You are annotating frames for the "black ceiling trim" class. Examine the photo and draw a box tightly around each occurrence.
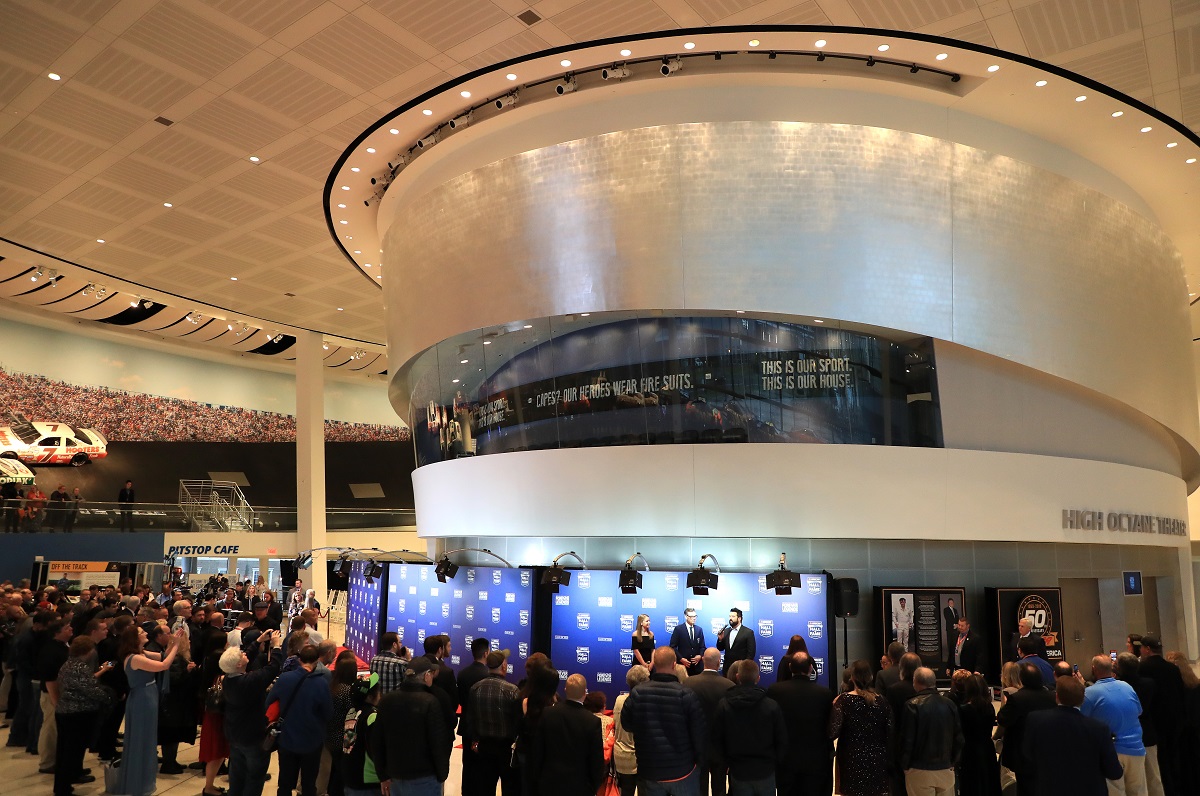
[179,317,217,337]
[249,335,296,355]
[0,266,37,285]
[13,280,59,297]
[349,353,383,371]
[99,302,167,326]
[43,286,88,305]
[66,292,117,313]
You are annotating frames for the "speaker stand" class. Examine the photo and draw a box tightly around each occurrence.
[841,615,849,668]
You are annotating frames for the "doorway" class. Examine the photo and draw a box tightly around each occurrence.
[1059,578,1103,663]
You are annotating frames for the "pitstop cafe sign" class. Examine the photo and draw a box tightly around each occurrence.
[167,544,241,556]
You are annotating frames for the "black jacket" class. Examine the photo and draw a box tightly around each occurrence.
[621,672,706,781]
[765,677,834,778]
[456,661,489,737]
[716,625,756,677]
[995,686,1056,773]
[682,670,734,760]
[529,700,605,796]
[899,689,963,771]
[222,648,283,747]
[1021,706,1122,795]
[372,681,451,783]
[712,684,788,780]
[1139,654,1185,739]
[948,630,983,673]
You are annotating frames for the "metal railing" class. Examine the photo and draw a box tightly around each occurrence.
[179,480,255,532]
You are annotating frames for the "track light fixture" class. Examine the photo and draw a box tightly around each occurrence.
[661,57,682,76]
[602,64,630,80]
[94,286,107,299]
[866,55,876,67]
[910,63,919,73]
[448,111,472,130]
[555,75,577,95]
[417,131,439,149]
[365,559,384,582]
[494,91,518,109]
[816,52,826,62]
[619,552,650,594]
[82,283,94,296]
[687,553,721,594]
[434,555,460,583]
[765,553,799,595]
[31,268,43,282]
[334,556,353,577]
[322,341,330,350]
[542,551,587,592]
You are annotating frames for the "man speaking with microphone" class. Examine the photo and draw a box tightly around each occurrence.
[716,607,756,679]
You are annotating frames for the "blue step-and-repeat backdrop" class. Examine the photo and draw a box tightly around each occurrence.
[344,561,385,665]
[549,570,833,702]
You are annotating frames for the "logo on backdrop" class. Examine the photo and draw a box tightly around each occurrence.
[807,577,823,595]
[758,655,774,674]
[813,657,824,676]
[757,575,769,592]
[576,647,590,664]
[555,595,570,606]
[519,610,529,626]
[808,620,823,639]
[598,597,612,607]
[493,570,502,585]
[466,570,476,583]
[491,607,501,623]
[577,573,591,589]
[665,616,679,633]
[596,672,612,683]
[441,603,450,618]
[417,629,426,644]
[465,605,475,620]
[418,601,427,615]
[619,649,634,667]
[758,619,774,638]
[577,613,590,630]
[782,602,799,613]
[1016,595,1057,646]
[397,599,406,613]
[664,575,679,591]
[519,642,529,658]
[620,615,635,633]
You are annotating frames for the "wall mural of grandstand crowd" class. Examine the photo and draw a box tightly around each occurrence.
[408,314,942,466]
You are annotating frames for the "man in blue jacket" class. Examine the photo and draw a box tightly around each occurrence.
[621,646,707,796]
[266,644,333,796]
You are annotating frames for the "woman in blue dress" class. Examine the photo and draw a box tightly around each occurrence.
[115,624,186,796]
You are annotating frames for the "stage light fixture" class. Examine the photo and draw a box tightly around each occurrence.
[602,65,630,80]
[687,553,721,594]
[816,52,825,62]
[660,57,682,76]
[494,92,519,109]
[619,552,650,594]
[95,286,107,298]
[448,112,472,130]
[31,268,42,282]
[555,76,577,95]
[417,131,439,149]
[295,552,313,570]
[542,551,586,592]
[366,560,384,581]
[764,553,799,595]
[334,556,353,577]
[82,284,94,296]
[866,56,876,67]
[322,341,330,350]
[434,555,460,583]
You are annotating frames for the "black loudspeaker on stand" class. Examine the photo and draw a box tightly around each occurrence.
[832,577,859,669]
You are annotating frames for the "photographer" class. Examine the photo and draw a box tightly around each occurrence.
[222,628,284,796]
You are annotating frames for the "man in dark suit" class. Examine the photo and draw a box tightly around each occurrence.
[669,607,706,675]
[942,598,960,661]
[886,653,922,796]
[766,652,834,796]
[683,647,735,796]
[996,662,1056,794]
[422,634,459,744]
[875,642,905,692]
[529,672,604,796]
[1005,617,1048,663]
[716,607,755,678]
[945,616,982,676]
[1022,676,1122,795]
[1138,633,1184,796]
[456,637,492,795]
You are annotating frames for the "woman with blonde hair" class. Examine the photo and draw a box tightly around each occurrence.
[631,614,655,667]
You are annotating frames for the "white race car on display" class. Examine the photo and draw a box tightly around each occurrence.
[0,415,108,466]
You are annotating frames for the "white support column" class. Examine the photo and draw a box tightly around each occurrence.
[296,331,328,602]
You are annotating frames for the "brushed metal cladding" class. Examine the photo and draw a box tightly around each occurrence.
[384,121,1195,447]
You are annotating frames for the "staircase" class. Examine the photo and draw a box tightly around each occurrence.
[179,480,255,532]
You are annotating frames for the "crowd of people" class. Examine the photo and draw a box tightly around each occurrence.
[3,581,1200,796]
[0,367,409,443]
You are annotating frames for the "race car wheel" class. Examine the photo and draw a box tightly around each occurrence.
[71,452,89,466]
[0,451,17,459]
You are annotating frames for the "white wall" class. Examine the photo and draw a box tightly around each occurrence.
[0,314,398,425]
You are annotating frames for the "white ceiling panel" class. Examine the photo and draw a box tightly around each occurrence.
[553,0,677,40]
[1014,0,1141,60]
[72,46,200,111]
[369,0,510,51]
[122,1,256,80]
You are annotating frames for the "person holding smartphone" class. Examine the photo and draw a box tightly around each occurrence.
[222,628,285,796]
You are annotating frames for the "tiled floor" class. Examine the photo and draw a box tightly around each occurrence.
[0,720,470,795]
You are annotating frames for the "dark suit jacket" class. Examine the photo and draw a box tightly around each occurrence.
[995,686,1056,773]
[683,669,735,756]
[456,661,489,737]
[1005,633,1048,663]
[529,699,605,796]
[669,622,706,675]
[1022,706,1122,795]
[765,678,834,778]
[717,625,756,677]
[948,630,983,673]
[1139,653,1185,737]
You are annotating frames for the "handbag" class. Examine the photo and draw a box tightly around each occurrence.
[205,675,225,714]
[262,671,316,753]
[103,758,121,794]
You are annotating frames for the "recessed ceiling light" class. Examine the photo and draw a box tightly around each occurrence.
[876,44,888,52]
[452,379,460,383]
[163,202,172,207]
[375,275,381,279]
[684,42,695,50]
[345,235,352,239]
[337,307,343,311]
[749,39,761,47]
[339,219,348,224]
[1141,126,1152,132]
[814,319,824,323]
[421,109,432,116]
[506,73,517,80]
[620,49,631,57]
[96,239,105,243]
[580,312,590,316]
[230,276,238,281]
[366,147,375,153]
[248,155,260,162]
[47,72,60,80]
[337,203,346,208]
[353,249,361,254]
[341,185,350,190]
[460,90,471,98]
[814,39,826,48]
[350,167,360,172]
[364,263,371,267]
[560,59,572,67]
[1035,80,1047,87]
[1188,158,1197,164]
[460,359,469,364]
[389,128,400,134]
[987,64,1000,72]
[935,53,948,61]
[523,324,533,329]
[1075,95,1086,102]
[735,310,744,314]
[1111,111,1123,117]
[1167,142,1178,148]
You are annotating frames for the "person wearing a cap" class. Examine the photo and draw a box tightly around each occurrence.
[343,673,384,796]
[371,655,452,793]
[465,650,522,796]
[1139,633,1185,796]
[221,627,283,796]
[251,601,276,633]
